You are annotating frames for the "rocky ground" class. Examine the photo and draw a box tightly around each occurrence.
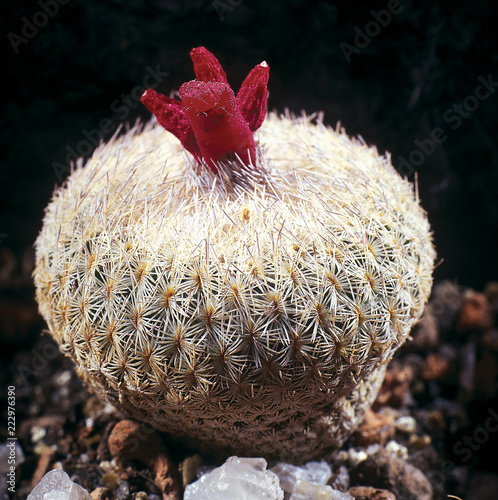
[1,244,498,499]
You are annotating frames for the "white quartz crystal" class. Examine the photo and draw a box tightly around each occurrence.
[271,461,333,492]
[385,440,409,460]
[328,465,350,492]
[183,456,284,500]
[271,461,353,500]
[289,479,354,500]
[27,469,92,500]
[394,415,417,433]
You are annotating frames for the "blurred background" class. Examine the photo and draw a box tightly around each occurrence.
[1,0,497,497]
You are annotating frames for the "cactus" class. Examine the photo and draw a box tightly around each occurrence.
[34,47,435,463]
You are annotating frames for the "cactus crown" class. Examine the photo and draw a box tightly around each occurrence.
[34,48,435,463]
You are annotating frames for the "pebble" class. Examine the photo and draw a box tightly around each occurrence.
[421,352,451,380]
[350,448,433,500]
[409,434,432,450]
[108,420,181,500]
[102,471,119,491]
[27,469,92,500]
[347,486,396,499]
[373,363,414,410]
[394,416,417,434]
[426,408,447,431]
[352,410,395,447]
[384,441,408,461]
[328,465,350,492]
[31,426,47,444]
[270,461,333,491]
[365,444,381,456]
[90,487,113,500]
[113,481,130,500]
[289,480,353,499]
[133,493,149,500]
[457,290,493,332]
[344,449,368,468]
[53,369,73,386]
[184,456,355,500]
[183,456,283,500]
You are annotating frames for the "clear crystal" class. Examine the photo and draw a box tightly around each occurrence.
[289,479,354,500]
[270,461,332,492]
[271,461,354,500]
[27,469,92,500]
[184,456,284,500]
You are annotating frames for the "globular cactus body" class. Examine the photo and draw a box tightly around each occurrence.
[34,49,435,463]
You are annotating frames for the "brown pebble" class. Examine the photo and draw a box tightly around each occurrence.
[102,471,119,491]
[347,485,396,499]
[90,486,114,500]
[421,352,451,381]
[457,290,493,332]
[108,420,181,500]
[350,449,433,500]
[108,420,162,464]
[409,434,432,450]
[373,364,414,410]
[353,410,395,447]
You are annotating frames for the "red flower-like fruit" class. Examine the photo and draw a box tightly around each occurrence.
[141,46,269,172]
